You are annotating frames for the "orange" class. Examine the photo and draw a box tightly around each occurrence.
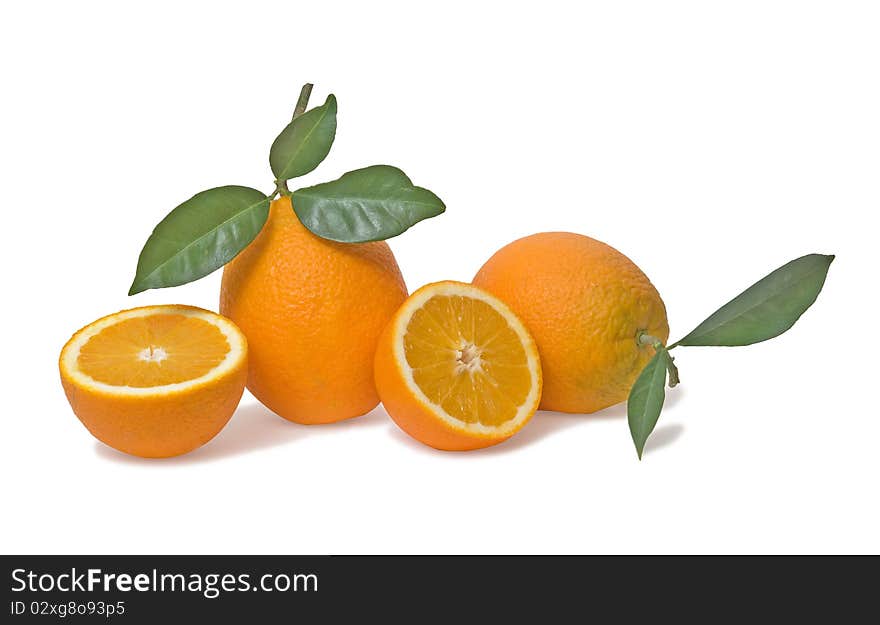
[473,232,668,414]
[59,305,248,458]
[374,281,542,451]
[220,196,407,424]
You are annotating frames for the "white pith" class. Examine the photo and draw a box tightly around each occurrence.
[60,306,246,397]
[393,283,541,436]
[454,343,482,374]
[137,346,168,363]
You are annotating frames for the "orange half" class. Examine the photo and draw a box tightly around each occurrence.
[375,281,542,450]
[59,305,248,458]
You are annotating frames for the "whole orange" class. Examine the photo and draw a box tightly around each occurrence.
[220,196,407,424]
[473,232,668,414]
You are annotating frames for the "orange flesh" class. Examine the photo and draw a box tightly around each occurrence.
[77,314,230,387]
[403,295,532,427]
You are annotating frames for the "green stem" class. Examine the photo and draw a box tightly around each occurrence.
[292,83,314,121]
[637,332,663,350]
[637,332,680,388]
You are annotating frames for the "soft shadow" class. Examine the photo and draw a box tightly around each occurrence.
[486,407,621,455]
[310,404,389,433]
[94,402,388,466]
[383,403,618,457]
[386,422,448,454]
[385,386,687,456]
[642,423,685,455]
[93,402,304,466]
[664,386,686,409]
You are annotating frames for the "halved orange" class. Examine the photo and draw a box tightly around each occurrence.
[59,305,248,458]
[374,281,542,451]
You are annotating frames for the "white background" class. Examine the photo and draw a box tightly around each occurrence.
[1,1,877,554]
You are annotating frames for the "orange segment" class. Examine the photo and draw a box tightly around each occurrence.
[77,314,231,387]
[405,295,531,427]
[59,305,248,458]
[374,281,542,451]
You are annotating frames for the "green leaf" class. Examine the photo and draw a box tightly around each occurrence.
[291,165,446,242]
[269,94,337,181]
[673,254,834,347]
[129,186,269,295]
[627,347,670,460]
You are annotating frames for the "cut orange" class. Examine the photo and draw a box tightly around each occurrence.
[59,305,248,458]
[374,281,542,451]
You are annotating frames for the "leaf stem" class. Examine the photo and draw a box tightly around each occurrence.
[637,332,664,350]
[637,332,680,388]
[292,83,314,121]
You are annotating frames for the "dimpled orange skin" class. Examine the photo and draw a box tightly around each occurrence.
[61,366,247,458]
[473,232,669,414]
[220,196,408,424]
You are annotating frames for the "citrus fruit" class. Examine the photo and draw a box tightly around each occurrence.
[374,281,542,451]
[220,196,407,424]
[473,232,669,414]
[59,305,248,458]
